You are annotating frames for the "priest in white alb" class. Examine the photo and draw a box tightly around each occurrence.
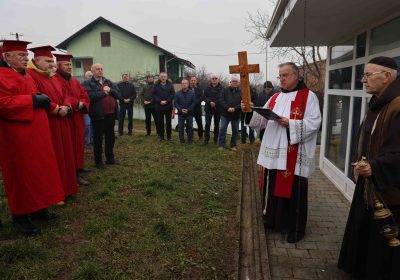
[247,62,321,243]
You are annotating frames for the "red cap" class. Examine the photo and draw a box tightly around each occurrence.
[54,53,73,62]
[28,45,55,58]
[1,40,31,53]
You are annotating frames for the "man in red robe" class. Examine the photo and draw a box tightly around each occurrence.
[26,46,78,199]
[54,53,90,186]
[0,40,65,235]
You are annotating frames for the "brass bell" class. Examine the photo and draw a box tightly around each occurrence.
[373,200,391,219]
[381,225,400,247]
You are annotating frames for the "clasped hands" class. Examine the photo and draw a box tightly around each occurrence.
[352,159,372,177]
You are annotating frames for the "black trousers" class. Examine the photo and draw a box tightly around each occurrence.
[144,107,158,135]
[262,169,308,234]
[193,111,203,139]
[92,114,115,164]
[157,110,172,140]
[204,110,220,143]
[118,104,133,134]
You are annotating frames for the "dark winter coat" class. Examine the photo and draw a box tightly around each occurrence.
[175,89,196,115]
[152,80,175,111]
[204,83,223,113]
[220,86,242,119]
[117,81,137,106]
[83,76,121,120]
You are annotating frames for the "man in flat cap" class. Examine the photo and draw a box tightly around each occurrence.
[339,56,400,279]
[0,40,64,234]
[54,53,91,186]
[27,46,78,200]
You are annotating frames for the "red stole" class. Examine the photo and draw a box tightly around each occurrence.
[268,89,309,198]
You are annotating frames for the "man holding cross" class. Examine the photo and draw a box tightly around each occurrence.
[248,62,321,243]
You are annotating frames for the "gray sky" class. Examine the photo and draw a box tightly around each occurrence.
[0,0,279,82]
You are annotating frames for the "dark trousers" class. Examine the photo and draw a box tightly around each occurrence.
[145,107,158,135]
[262,169,308,234]
[92,114,115,164]
[193,111,203,139]
[204,110,220,144]
[157,110,172,140]
[118,104,133,134]
[240,113,255,144]
[178,114,193,143]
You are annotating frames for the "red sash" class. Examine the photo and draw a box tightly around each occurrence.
[268,89,309,198]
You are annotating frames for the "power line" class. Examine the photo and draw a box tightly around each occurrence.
[172,51,265,57]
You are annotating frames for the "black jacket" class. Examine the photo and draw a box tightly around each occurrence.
[117,81,137,106]
[204,83,223,113]
[152,80,175,111]
[220,86,242,119]
[190,86,204,115]
[83,76,121,120]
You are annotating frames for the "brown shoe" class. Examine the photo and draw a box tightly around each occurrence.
[78,176,90,186]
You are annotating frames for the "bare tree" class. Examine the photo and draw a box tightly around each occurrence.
[245,5,326,96]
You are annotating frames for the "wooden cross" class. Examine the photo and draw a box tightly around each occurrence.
[229,51,260,112]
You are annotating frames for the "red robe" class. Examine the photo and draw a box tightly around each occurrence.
[54,73,90,169]
[0,65,65,215]
[27,65,78,198]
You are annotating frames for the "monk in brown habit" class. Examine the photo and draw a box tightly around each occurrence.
[339,56,400,280]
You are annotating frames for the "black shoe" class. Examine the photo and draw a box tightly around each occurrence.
[95,163,106,169]
[30,209,59,221]
[12,215,40,235]
[128,132,133,136]
[159,137,165,142]
[167,138,173,142]
[286,231,305,243]
[79,168,91,173]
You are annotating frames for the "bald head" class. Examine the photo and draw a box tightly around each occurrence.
[91,63,103,79]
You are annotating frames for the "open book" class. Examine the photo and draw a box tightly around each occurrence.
[251,107,282,120]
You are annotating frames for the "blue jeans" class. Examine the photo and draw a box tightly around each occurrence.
[218,115,239,148]
[240,113,255,144]
[84,114,93,144]
[118,104,133,134]
[178,114,193,142]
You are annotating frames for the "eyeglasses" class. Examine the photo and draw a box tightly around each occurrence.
[276,73,294,80]
[360,71,387,80]
[211,77,218,80]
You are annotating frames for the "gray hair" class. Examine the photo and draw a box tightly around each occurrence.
[279,62,299,75]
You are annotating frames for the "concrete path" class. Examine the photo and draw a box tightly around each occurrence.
[266,163,353,279]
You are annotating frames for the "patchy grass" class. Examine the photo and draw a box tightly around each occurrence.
[0,120,246,279]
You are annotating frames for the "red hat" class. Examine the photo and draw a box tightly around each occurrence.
[28,45,55,58]
[54,53,73,62]
[1,40,31,53]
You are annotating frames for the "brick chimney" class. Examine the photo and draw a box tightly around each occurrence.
[153,35,158,46]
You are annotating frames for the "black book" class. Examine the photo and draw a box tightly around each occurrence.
[251,107,281,120]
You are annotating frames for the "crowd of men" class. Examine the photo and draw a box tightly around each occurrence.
[2,37,398,279]
[0,39,275,235]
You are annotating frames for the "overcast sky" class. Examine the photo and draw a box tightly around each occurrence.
[0,0,279,82]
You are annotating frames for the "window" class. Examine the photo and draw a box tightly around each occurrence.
[329,67,352,89]
[100,32,111,47]
[347,97,362,179]
[356,33,367,58]
[75,61,82,68]
[330,38,354,65]
[354,64,364,90]
[325,95,351,172]
[370,16,400,54]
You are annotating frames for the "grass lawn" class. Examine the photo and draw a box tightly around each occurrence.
[0,120,243,279]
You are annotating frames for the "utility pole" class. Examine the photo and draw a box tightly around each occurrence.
[10,32,23,40]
